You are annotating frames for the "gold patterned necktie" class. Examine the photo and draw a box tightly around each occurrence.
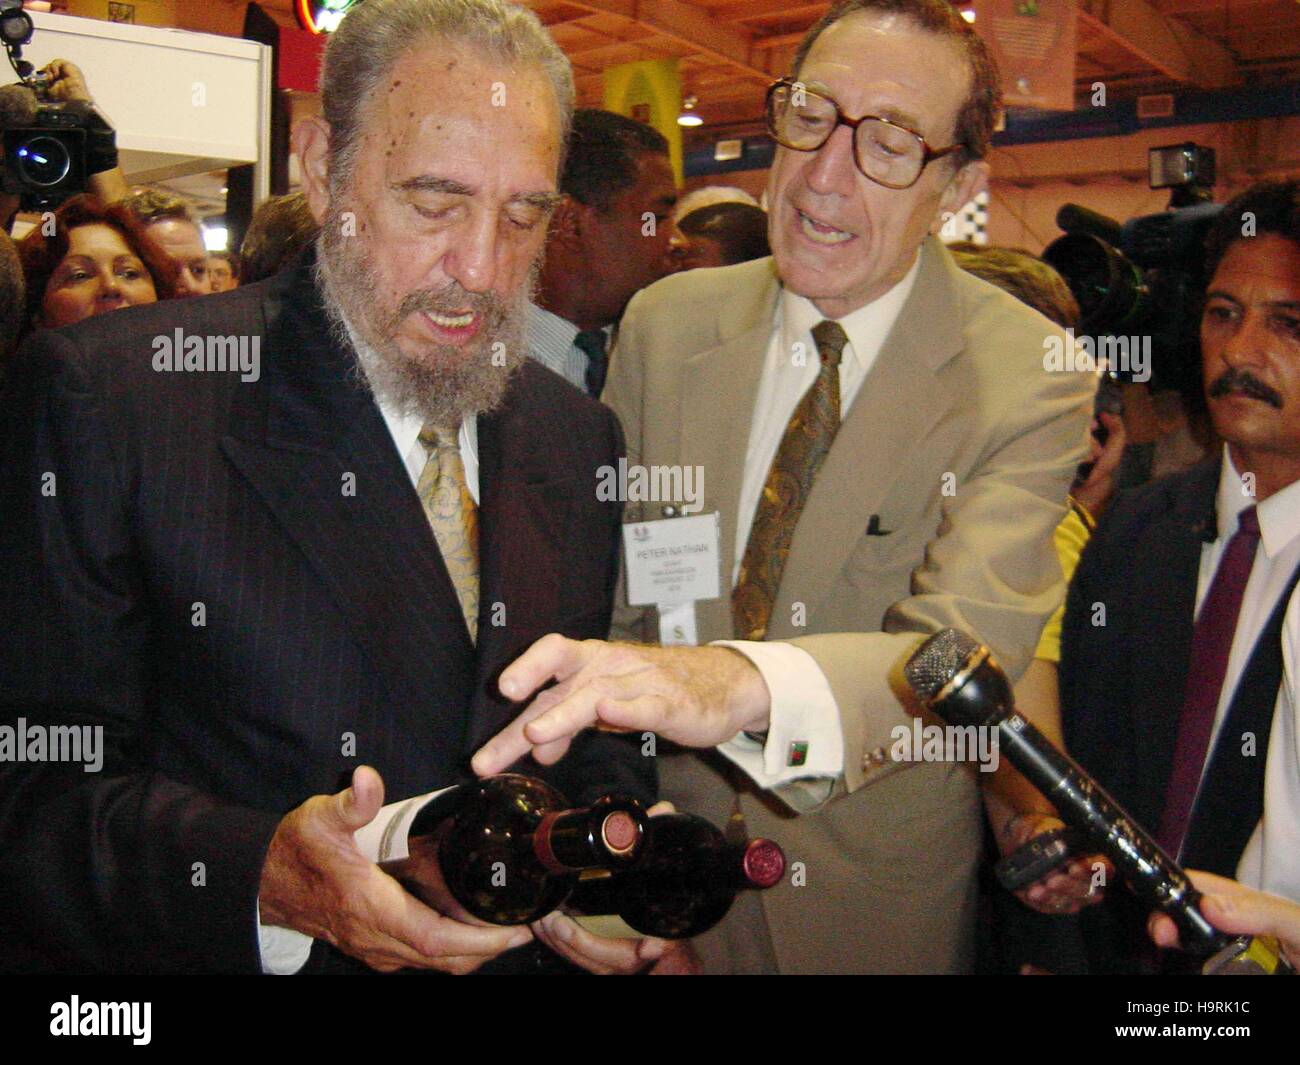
[732,319,849,641]
[417,423,480,642]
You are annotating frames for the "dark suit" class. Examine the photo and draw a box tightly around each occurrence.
[1059,457,1293,973]
[0,254,654,974]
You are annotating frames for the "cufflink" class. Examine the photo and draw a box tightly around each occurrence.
[861,746,888,773]
[787,741,809,767]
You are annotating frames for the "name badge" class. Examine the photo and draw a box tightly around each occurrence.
[623,512,721,609]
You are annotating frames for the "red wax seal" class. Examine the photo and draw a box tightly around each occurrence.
[742,839,785,888]
[601,811,639,855]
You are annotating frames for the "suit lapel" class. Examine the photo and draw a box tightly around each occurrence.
[1124,459,1220,825]
[678,261,781,640]
[466,372,570,750]
[770,239,963,636]
[220,257,476,719]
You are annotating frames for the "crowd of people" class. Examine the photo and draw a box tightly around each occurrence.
[0,0,1298,977]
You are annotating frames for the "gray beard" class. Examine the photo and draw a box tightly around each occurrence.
[313,203,533,428]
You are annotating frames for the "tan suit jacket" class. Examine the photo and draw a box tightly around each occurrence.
[604,236,1094,973]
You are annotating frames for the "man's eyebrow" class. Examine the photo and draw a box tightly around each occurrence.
[510,191,563,211]
[875,105,925,133]
[392,176,475,196]
[1205,290,1243,305]
[799,80,924,133]
[392,178,559,211]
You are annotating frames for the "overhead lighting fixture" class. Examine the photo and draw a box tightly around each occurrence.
[678,95,703,128]
[203,226,228,252]
[961,7,975,22]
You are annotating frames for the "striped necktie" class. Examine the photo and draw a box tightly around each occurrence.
[732,319,848,641]
[417,423,479,642]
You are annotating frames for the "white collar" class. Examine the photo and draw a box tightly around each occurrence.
[340,316,478,474]
[778,252,921,372]
[1218,445,1300,558]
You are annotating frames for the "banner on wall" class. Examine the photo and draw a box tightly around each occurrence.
[973,0,1077,111]
[602,58,684,186]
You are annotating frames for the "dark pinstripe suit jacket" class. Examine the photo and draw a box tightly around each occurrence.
[0,256,653,973]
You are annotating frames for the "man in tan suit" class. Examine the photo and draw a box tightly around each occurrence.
[476,0,1093,973]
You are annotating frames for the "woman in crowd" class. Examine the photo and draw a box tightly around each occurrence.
[16,194,176,336]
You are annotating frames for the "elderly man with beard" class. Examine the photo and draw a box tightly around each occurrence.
[0,0,658,975]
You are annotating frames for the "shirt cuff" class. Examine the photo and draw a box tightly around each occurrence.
[254,786,456,975]
[258,900,314,975]
[711,639,844,788]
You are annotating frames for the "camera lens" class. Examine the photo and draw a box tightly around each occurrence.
[15,135,71,187]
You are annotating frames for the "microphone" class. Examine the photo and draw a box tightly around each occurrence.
[904,628,1293,975]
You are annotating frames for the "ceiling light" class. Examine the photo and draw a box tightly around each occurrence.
[678,95,703,127]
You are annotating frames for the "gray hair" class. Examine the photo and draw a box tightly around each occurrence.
[320,0,575,193]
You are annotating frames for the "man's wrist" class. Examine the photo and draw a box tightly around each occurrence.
[714,645,771,734]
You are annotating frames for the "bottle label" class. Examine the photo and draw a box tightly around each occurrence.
[570,913,643,940]
[354,785,458,863]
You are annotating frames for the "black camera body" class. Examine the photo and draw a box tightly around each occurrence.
[2,87,118,211]
[0,0,118,212]
[1043,144,1223,394]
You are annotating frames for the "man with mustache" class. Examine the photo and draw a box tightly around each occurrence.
[0,0,656,974]
[1060,179,1300,973]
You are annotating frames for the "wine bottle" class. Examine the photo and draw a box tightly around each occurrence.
[567,813,785,939]
[383,774,647,926]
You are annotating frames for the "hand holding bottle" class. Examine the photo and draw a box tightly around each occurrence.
[529,801,704,975]
[257,766,533,973]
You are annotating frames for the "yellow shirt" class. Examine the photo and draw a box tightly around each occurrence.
[1035,501,1095,664]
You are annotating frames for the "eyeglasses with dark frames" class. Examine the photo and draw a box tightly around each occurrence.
[765,77,964,190]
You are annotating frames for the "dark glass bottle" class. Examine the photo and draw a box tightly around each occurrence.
[567,813,785,939]
[385,774,647,925]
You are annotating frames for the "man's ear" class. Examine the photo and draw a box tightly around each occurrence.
[293,117,333,225]
[935,158,989,231]
[549,196,585,250]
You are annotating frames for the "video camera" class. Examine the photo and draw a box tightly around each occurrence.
[1043,143,1223,394]
[1,0,117,211]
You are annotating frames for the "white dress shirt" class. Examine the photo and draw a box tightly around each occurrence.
[259,328,478,974]
[1201,448,1300,899]
[711,255,922,793]
[527,302,610,394]
[1245,590,1300,902]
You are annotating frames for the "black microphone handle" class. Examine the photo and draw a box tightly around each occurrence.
[995,711,1228,956]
